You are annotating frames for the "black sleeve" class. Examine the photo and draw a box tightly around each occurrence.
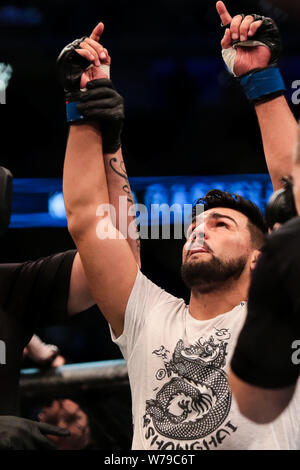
[0,250,77,331]
[231,240,300,389]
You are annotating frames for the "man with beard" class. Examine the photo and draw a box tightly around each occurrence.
[64,129,300,448]
[62,19,300,448]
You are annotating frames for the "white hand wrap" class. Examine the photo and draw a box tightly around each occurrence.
[222,40,268,77]
[99,63,110,79]
[80,63,110,91]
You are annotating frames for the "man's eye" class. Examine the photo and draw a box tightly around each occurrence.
[216,221,228,228]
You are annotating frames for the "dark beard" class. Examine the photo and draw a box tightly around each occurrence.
[181,254,248,293]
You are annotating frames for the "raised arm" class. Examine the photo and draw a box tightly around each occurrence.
[104,148,141,267]
[216,1,298,191]
[56,24,140,315]
[64,119,138,337]
[228,372,295,423]
[254,98,297,191]
[216,2,299,421]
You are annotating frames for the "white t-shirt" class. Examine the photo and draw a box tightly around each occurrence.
[111,270,300,450]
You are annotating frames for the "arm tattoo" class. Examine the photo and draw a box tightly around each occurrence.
[109,156,141,253]
[109,157,134,204]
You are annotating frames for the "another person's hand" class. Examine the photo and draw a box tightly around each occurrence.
[50,355,66,368]
[38,399,91,450]
[0,415,70,450]
[23,334,66,368]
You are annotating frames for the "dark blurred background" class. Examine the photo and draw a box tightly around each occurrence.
[1,0,300,363]
[1,0,300,178]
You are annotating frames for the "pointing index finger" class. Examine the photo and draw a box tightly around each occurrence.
[216,1,232,27]
[90,22,104,42]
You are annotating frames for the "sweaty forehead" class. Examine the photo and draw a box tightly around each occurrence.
[192,207,249,227]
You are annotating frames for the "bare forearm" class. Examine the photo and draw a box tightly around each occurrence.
[63,123,109,230]
[104,149,141,267]
[63,123,137,337]
[229,369,295,423]
[255,97,298,190]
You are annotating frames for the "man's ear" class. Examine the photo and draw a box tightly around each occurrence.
[250,249,261,272]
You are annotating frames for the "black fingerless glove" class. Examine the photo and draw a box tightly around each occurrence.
[232,14,282,66]
[77,79,124,154]
[57,38,124,153]
[235,15,285,103]
[57,36,90,113]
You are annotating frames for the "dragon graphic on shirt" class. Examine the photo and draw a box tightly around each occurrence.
[143,328,232,440]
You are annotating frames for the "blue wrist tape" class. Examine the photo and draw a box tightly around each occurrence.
[240,67,285,103]
[66,101,84,122]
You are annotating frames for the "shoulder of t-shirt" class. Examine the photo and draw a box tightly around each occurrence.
[137,268,187,307]
[0,250,76,284]
[23,250,77,266]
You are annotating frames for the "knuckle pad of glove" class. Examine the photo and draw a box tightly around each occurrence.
[86,78,114,90]
[80,87,116,102]
[57,36,91,91]
[57,37,88,61]
[247,15,282,64]
[109,95,123,108]
[93,97,119,108]
[80,88,122,106]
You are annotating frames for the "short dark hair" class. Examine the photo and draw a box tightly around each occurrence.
[192,189,267,249]
[265,177,297,229]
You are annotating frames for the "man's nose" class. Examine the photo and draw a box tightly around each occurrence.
[187,225,207,249]
[193,222,208,241]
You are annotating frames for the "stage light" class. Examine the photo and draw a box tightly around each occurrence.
[48,192,66,219]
